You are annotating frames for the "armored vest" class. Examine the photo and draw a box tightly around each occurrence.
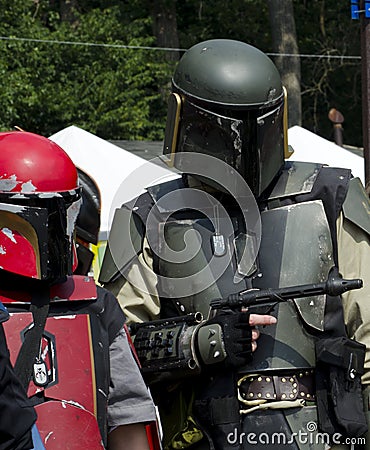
[102,161,352,370]
[1,274,125,450]
[99,161,370,449]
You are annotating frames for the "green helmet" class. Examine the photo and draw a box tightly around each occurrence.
[163,39,286,197]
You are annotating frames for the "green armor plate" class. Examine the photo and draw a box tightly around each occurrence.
[240,200,333,373]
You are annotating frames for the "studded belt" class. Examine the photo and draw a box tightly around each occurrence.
[237,370,315,405]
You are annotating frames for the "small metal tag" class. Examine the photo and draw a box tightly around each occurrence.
[212,234,226,256]
[33,360,49,387]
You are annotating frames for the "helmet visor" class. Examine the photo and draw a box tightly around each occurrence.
[176,100,246,172]
[0,190,81,280]
[172,99,284,196]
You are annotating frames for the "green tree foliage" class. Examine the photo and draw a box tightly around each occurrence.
[175,0,361,146]
[176,0,271,50]
[0,0,171,139]
[0,0,363,146]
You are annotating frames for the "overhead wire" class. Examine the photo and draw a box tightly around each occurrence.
[0,36,362,60]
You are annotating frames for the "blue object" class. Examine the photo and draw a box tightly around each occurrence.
[351,0,370,19]
[31,424,46,450]
[351,4,360,19]
[366,2,370,17]
[0,301,9,323]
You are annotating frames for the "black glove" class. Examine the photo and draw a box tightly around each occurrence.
[196,310,253,369]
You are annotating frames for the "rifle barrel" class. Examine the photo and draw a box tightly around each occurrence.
[210,275,363,310]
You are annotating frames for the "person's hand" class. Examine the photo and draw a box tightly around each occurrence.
[196,311,277,369]
[249,313,277,352]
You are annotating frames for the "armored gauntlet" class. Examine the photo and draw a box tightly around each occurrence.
[132,310,253,383]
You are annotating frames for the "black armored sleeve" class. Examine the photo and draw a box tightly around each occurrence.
[0,325,37,450]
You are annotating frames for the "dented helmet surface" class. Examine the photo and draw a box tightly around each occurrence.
[0,131,78,194]
[0,131,81,281]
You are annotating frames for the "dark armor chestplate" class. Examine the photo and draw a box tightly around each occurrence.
[157,199,333,372]
[240,200,333,372]
[157,216,251,319]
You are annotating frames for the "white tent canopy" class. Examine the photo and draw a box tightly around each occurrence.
[50,125,365,240]
[288,125,364,183]
[49,125,178,240]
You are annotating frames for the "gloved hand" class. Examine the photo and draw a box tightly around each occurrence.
[196,310,253,369]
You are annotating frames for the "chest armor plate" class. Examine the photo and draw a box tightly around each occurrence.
[157,215,253,318]
[241,200,333,372]
[4,312,100,407]
[1,277,109,448]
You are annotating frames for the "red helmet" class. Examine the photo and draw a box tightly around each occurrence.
[0,131,81,281]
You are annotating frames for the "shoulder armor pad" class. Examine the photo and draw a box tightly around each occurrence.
[50,275,97,302]
[99,198,148,284]
[268,161,322,200]
[99,178,185,285]
[147,177,187,213]
[342,177,370,236]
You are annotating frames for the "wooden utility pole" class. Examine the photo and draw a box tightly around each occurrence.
[328,108,344,147]
[360,0,370,185]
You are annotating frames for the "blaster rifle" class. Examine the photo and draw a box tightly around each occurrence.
[210,268,363,310]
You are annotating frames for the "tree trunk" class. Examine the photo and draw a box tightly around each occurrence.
[149,0,180,63]
[267,0,302,127]
[59,0,79,26]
